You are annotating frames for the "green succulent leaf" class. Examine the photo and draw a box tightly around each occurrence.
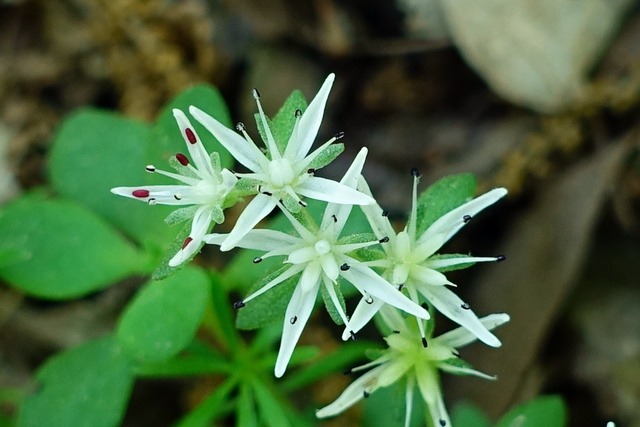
[0,195,148,299]
[49,109,174,250]
[451,401,492,427]
[117,267,209,361]
[18,336,134,427]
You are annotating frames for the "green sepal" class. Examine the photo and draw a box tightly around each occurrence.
[306,143,344,171]
[235,266,300,330]
[416,174,477,236]
[321,281,347,325]
[151,221,193,280]
[271,90,308,153]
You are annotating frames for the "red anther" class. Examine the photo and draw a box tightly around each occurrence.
[185,128,197,144]
[182,237,193,249]
[176,153,189,166]
[132,189,150,198]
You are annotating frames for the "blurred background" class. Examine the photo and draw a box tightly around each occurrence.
[1,0,640,425]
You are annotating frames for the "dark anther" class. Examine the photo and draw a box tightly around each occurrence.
[381,210,389,217]
[145,165,156,172]
[463,215,472,223]
[365,296,374,304]
[392,330,400,334]
[236,122,246,132]
[497,255,506,262]
[421,302,429,310]
[233,300,246,309]
[379,236,390,243]
[252,88,261,99]
[350,331,357,341]
[461,303,471,310]
[295,109,302,118]
[340,263,350,271]
[422,337,429,348]
[262,191,273,196]
[331,214,338,223]
[440,420,447,426]
[173,194,182,200]
[363,391,370,398]
[299,200,308,207]
[147,198,157,205]
[411,167,420,177]
[290,316,298,325]
[334,131,345,140]
[253,257,263,264]
[398,284,405,291]
[307,168,316,174]
[343,369,353,375]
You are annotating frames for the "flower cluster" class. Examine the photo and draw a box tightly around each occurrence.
[112,73,510,424]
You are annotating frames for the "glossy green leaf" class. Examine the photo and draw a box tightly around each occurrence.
[49,109,174,249]
[451,401,491,427]
[207,271,239,352]
[0,196,147,299]
[117,267,209,361]
[18,336,134,427]
[151,85,234,169]
[416,174,477,235]
[495,395,567,427]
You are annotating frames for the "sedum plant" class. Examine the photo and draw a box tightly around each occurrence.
[0,73,566,427]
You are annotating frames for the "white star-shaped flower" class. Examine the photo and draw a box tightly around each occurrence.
[317,306,510,427]
[343,172,508,347]
[111,109,237,267]
[189,73,374,252]
[204,148,428,377]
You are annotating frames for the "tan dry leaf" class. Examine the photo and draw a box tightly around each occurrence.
[439,0,637,112]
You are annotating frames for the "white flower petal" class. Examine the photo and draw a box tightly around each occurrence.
[357,178,397,243]
[410,265,453,286]
[288,74,335,162]
[437,313,510,349]
[275,282,320,378]
[297,176,375,206]
[341,296,384,340]
[299,261,322,293]
[189,105,266,172]
[204,229,298,251]
[243,264,305,303]
[342,264,429,319]
[316,364,385,418]
[414,364,450,427]
[425,256,501,270]
[220,194,277,251]
[173,109,215,178]
[111,186,197,206]
[320,148,369,233]
[417,188,507,248]
[438,363,496,381]
[404,378,415,427]
[417,284,502,347]
[169,206,212,267]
